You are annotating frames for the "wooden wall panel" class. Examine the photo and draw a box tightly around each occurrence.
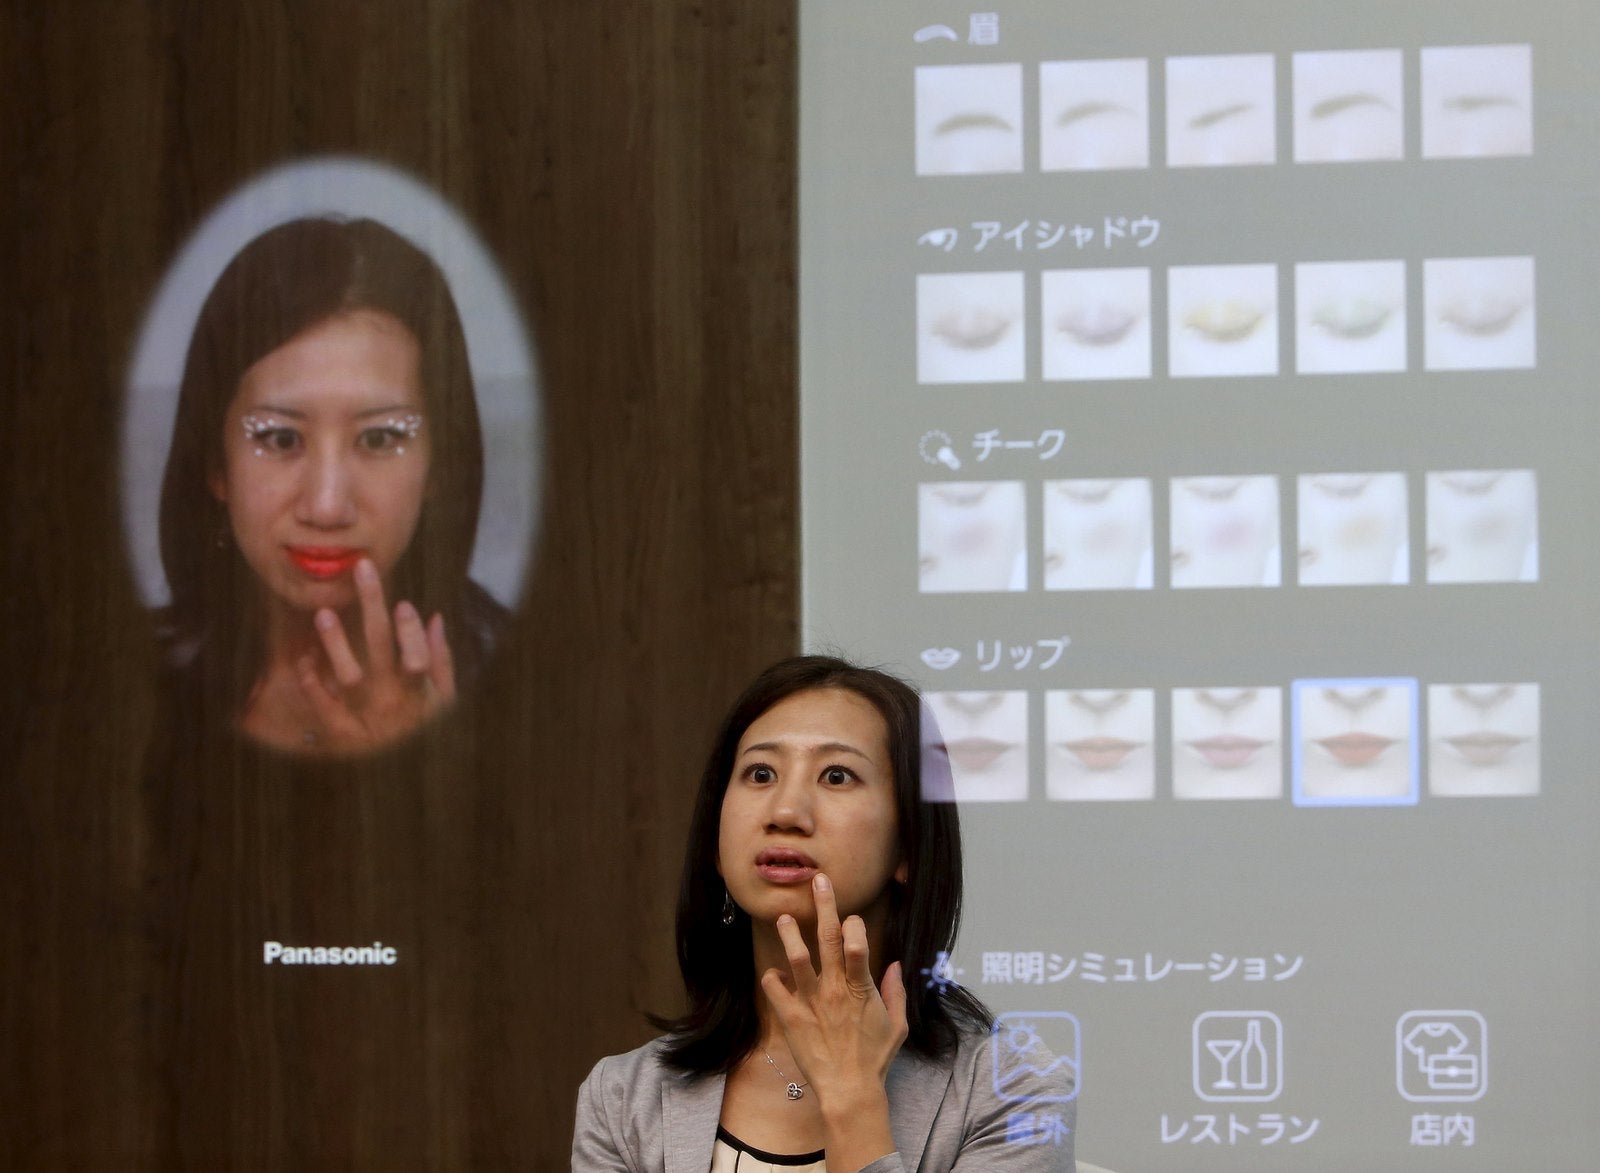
[1,1,797,1166]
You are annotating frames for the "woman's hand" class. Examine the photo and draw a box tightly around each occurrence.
[760,873,907,1170]
[296,558,457,753]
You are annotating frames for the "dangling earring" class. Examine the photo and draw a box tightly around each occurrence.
[721,889,736,926]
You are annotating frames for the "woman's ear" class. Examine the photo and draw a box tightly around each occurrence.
[207,468,228,502]
[894,859,909,885]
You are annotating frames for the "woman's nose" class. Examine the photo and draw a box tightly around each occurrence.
[765,774,815,832]
[295,446,357,528]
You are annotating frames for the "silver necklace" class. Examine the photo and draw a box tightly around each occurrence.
[761,1048,809,1101]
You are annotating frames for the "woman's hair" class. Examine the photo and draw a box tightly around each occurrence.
[156,216,488,708]
[655,655,991,1073]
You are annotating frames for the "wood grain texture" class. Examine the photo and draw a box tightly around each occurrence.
[1,1,797,1166]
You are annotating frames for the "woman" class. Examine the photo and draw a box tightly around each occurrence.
[573,656,1075,1171]
[156,216,506,756]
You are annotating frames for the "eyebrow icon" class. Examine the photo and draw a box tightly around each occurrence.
[1188,101,1254,130]
[1056,100,1135,128]
[1310,93,1393,120]
[935,111,1015,136]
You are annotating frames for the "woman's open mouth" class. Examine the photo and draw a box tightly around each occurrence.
[286,546,365,580]
[756,847,819,885]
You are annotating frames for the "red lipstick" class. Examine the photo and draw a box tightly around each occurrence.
[287,546,365,580]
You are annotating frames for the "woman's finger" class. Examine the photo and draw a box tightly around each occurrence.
[774,914,820,999]
[296,654,363,738]
[811,873,845,978]
[426,613,457,703]
[314,608,366,689]
[880,961,909,1035]
[393,601,431,675]
[354,559,396,676]
[840,914,875,994]
[759,967,799,1018]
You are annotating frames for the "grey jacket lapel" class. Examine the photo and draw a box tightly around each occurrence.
[886,1049,953,1172]
[662,1068,726,1173]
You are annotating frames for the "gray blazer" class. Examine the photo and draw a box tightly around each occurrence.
[572,1031,1075,1172]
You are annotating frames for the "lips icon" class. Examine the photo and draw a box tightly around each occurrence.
[921,647,961,671]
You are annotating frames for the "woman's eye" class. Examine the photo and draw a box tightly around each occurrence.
[241,414,301,456]
[823,767,852,786]
[750,765,776,784]
[358,413,425,455]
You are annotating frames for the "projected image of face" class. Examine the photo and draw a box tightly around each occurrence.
[1293,679,1418,804]
[1043,478,1152,591]
[212,310,431,617]
[1045,688,1155,801]
[1172,687,1282,800]
[919,480,1026,593]
[1165,53,1276,167]
[1428,683,1540,797]
[1423,256,1536,372]
[1420,43,1533,159]
[1170,475,1280,589]
[1168,263,1279,378]
[916,271,1027,384]
[1039,57,1150,171]
[1294,260,1407,375]
[915,63,1025,176]
[924,691,1028,802]
[1297,472,1409,586]
[1292,49,1404,163]
[1425,469,1538,584]
[1041,267,1152,381]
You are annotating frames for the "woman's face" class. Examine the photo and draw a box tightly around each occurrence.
[210,309,431,615]
[718,688,906,927]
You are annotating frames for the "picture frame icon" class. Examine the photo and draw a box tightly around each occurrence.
[1397,1010,1487,1103]
[1193,1011,1283,1102]
[991,1011,1080,1104]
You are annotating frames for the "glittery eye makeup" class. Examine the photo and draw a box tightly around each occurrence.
[237,410,425,458]
[358,413,425,456]
[240,412,299,457]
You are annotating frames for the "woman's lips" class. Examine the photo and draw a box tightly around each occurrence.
[1186,735,1268,769]
[1059,737,1142,771]
[286,546,365,580]
[1315,731,1397,767]
[756,848,818,885]
[1441,732,1527,767]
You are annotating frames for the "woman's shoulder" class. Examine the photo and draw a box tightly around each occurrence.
[582,1036,677,1087]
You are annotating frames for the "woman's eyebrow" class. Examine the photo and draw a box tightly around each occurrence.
[245,403,307,418]
[934,111,1014,136]
[355,403,423,419]
[741,739,871,760]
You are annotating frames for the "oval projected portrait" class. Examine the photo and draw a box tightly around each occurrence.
[122,159,540,757]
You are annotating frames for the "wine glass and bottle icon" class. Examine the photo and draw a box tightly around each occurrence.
[1194,1012,1282,1101]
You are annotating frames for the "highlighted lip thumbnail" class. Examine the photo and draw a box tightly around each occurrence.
[1315,731,1396,767]
[945,737,1016,773]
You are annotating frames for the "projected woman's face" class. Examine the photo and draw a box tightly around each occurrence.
[1172,687,1283,799]
[1297,472,1408,586]
[1428,683,1539,797]
[918,480,1026,592]
[210,309,431,616]
[1425,469,1537,583]
[1045,688,1155,801]
[1295,681,1416,801]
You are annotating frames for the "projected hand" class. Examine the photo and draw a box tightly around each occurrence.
[296,558,457,752]
[759,873,908,1109]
